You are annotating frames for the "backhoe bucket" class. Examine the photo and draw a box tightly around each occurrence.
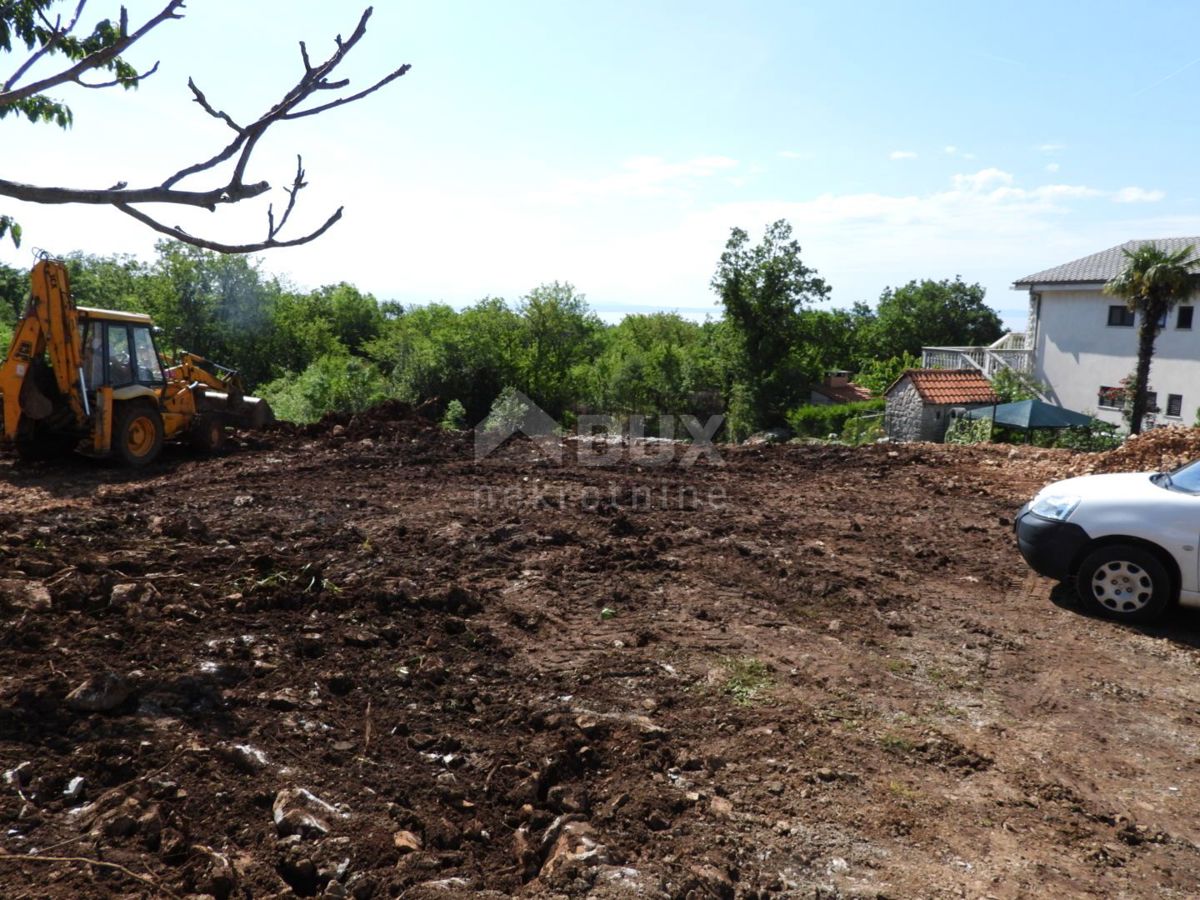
[198,391,275,429]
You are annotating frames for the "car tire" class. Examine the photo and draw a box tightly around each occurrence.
[113,401,164,467]
[1076,544,1172,623]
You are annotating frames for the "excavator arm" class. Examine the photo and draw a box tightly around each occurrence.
[0,260,88,441]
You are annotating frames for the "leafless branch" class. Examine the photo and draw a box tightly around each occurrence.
[0,176,269,209]
[0,0,183,104]
[116,202,343,254]
[0,5,411,252]
[268,156,307,240]
[78,60,160,89]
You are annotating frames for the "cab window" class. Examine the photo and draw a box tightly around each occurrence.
[107,326,133,385]
[81,322,104,389]
[132,326,164,384]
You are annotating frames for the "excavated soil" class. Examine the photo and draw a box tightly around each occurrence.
[4,409,1200,898]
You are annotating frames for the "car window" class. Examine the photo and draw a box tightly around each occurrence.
[1167,460,1200,493]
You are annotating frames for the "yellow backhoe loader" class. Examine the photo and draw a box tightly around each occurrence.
[0,257,273,466]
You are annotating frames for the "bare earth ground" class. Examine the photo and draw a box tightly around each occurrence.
[3,406,1200,898]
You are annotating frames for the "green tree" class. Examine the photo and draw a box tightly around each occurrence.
[517,282,602,418]
[590,312,708,419]
[989,368,1045,403]
[863,277,1003,359]
[711,219,829,433]
[852,352,921,395]
[1104,244,1200,434]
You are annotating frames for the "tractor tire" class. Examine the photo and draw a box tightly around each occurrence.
[189,416,226,453]
[113,401,164,467]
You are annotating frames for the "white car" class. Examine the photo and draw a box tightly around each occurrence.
[1016,461,1200,622]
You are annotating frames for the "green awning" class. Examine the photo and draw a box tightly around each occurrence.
[963,398,1095,430]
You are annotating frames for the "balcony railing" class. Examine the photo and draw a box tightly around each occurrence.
[921,333,1032,378]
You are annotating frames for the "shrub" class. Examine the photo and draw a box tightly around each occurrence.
[786,398,885,438]
[945,416,991,445]
[481,386,533,433]
[1053,420,1121,451]
[841,413,884,446]
[260,352,387,423]
[440,399,467,431]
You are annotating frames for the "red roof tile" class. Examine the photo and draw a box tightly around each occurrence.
[812,382,874,403]
[887,369,999,405]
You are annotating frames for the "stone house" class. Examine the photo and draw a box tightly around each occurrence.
[884,369,999,442]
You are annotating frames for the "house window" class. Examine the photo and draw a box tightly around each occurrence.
[1146,391,1159,412]
[1098,386,1124,410]
[1167,394,1183,417]
[1179,307,1194,330]
[1107,305,1135,327]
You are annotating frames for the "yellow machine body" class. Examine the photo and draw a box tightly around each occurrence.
[0,259,273,466]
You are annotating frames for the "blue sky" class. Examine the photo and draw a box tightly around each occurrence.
[4,0,1200,330]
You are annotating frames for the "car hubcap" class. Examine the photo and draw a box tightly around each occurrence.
[1092,560,1153,614]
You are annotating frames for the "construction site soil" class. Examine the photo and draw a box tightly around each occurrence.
[5,409,1200,898]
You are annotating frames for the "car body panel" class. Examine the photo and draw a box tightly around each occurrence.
[1020,470,1200,606]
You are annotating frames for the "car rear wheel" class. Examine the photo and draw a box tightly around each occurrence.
[1076,544,1172,623]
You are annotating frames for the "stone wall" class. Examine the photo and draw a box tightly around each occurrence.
[885,379,925,441]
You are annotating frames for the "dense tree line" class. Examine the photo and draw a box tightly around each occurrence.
[0,224,1005,437]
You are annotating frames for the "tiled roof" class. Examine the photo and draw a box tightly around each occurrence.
[812,382,873,403]
[887,369,999,405]
[1014,237,1200,286]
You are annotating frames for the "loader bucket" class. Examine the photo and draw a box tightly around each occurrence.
[198,391,275,429]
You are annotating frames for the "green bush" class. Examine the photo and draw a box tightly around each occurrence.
[260,352,387,424]
[786,398,885,438]
[945,415,992,445]
[840,413,884,446]
[1052,421,1121,451]
[481,386,533,433]
[440,399,467,431]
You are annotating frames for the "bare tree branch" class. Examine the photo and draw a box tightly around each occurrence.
[0,176,269,208]
[78,60,160,89]
[267,156,307,240]
[283,65,410,121]
[116,202,343,253]
[0,0,184,104]
[0,4,410,252]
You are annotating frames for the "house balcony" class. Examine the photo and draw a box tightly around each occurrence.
[921,332,1032,378]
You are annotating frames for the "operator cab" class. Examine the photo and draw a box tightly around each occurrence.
[78,308,166,391]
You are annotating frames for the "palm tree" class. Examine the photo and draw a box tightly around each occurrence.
[1104,244,1200,434]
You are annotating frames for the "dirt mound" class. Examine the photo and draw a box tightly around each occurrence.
[1092,425,1200,474]
[304,398,439,440]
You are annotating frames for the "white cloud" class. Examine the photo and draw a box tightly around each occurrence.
[944,145,958,155]
[1038,143,1066,153]
[1045,162,1060,173]
[1113,186,1166,204]
[889,150,918,160]
[778,150,813,160]
[952,168,1014,192]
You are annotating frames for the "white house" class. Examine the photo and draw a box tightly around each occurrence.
[1013,236,1200,428]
